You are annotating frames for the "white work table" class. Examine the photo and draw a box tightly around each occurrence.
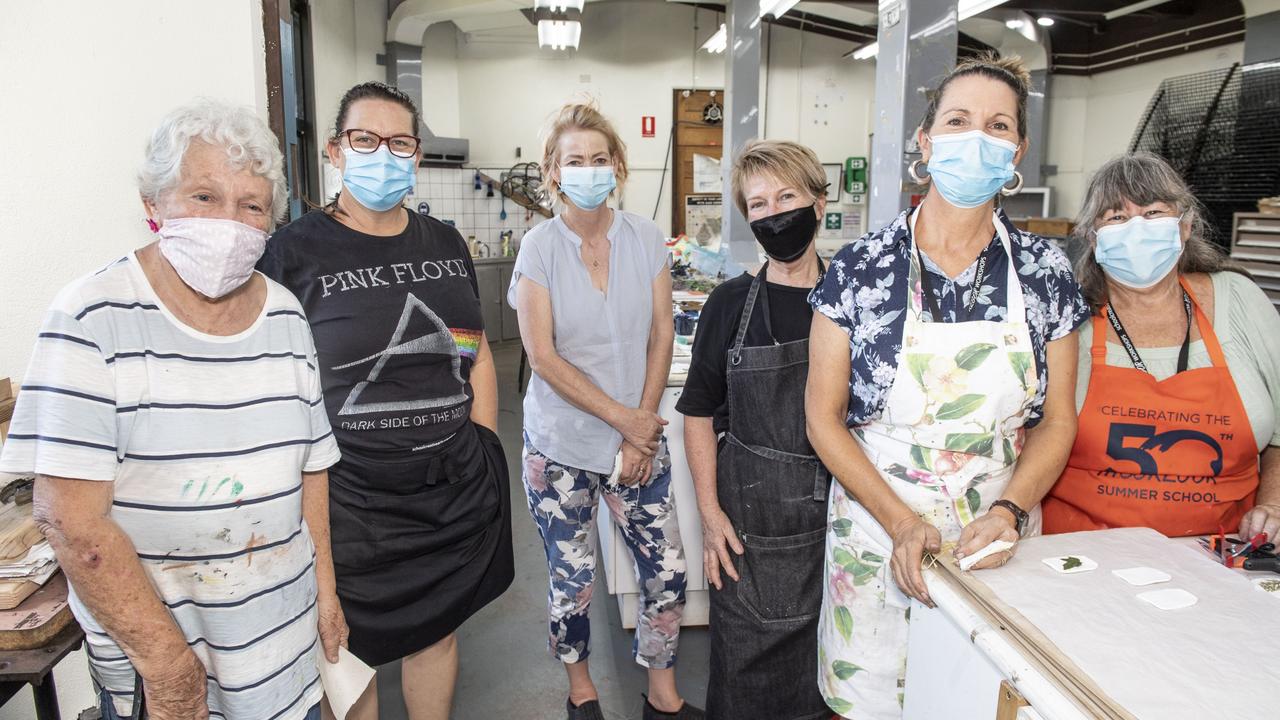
[902,527,1280,719]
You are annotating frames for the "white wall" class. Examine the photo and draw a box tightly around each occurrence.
[0,0,268,382]
[309,0,388,165]
[1044,43,1244,218]
[444,2,875,238]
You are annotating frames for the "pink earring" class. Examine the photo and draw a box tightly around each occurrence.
[146,218,159,233]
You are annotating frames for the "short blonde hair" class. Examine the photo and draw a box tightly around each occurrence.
[540,101,629,205]
[730,139,827,216]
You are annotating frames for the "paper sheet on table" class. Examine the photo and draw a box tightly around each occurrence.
[0,541,56,578]
[317,646,374,719]
[970,527,1280,719]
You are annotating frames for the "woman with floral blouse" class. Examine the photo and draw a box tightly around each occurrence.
[804,53,1089,719]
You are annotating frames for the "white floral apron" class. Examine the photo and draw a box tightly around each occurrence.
[818,211,1042,719]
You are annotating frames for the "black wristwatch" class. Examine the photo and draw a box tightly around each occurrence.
[990,499,1029,536]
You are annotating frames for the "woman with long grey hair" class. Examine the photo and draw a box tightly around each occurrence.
[1044,152,1280,541]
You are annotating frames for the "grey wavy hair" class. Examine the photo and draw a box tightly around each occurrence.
[137,99,287,227]
[1072,152,1248,312]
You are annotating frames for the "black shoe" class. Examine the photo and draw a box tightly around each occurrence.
[567,697,605,720]
[642,695,705,719]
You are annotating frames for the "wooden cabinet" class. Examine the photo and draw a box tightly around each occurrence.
[473,260,521,343]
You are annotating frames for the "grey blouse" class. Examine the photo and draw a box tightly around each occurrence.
[507,210,670,473]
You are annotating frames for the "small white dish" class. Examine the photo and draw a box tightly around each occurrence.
[1041,555,1098,574]
[1112,567,1171,586]
[1137,588,1198,610]
[1254,577,1280,596]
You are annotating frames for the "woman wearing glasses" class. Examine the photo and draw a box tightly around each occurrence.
[259,82,514,720]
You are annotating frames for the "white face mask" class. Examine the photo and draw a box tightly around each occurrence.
[157,217,268,299]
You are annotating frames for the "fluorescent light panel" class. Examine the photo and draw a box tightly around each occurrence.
[534,0,584,11]
[1037,16,1054,27]
[537,19,581,49]
[759,0,800,20]
[701,23,727,54]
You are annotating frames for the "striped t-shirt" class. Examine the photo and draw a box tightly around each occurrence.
[0,253,340,720]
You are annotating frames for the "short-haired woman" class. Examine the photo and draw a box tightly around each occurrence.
[258,82,513,720]
[806,54,1089,718]
[1043,152,1280,540]
[677,139,831,720]
[510,102,701,720]
[1,100,340,720]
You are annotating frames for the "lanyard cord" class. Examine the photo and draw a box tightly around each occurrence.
[1105,290,1193,374]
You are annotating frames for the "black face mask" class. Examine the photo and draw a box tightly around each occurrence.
[749,203,818,262]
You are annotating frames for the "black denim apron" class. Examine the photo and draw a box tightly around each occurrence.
[707,262,831,720]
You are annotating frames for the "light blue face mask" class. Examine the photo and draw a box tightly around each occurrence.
[559,166,616,210]
[342,147,416,212]
[926,130,1018,208]
[1093,215,1184,289]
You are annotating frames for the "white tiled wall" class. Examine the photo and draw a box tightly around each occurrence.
[408,167,548,258]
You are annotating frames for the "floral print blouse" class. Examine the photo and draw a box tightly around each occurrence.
[809,208,1090,428]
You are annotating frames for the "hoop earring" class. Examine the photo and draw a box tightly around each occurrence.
[1000,170,1024,196]
[908,159,930,184]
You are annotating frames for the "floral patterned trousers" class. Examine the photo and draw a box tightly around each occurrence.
[523,437,688,668]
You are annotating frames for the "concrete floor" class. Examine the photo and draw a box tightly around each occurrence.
[0,341,710,720]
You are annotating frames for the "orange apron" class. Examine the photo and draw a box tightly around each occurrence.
[1044,278,1259,537]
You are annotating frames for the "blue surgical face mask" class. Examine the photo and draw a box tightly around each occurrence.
[342,147,416,212]
[559,166,616,210]
[926,130,1018,209]
[1093,215,1184,289]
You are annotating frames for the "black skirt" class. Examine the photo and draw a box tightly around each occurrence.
[328,421,514,666]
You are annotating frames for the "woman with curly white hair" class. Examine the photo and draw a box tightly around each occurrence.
[0,99,343,720]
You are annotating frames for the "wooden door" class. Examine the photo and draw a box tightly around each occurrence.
[671,89,725,238]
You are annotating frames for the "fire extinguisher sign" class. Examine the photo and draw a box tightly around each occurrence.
[641,116,656,138]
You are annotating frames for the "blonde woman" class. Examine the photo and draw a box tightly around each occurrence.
[509,102,701,720]
[677,139,830,720]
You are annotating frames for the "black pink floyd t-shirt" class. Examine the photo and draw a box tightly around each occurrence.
[259,210,483,458]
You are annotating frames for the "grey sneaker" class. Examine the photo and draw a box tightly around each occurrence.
[642,695,705,719]
[567,698,606,720]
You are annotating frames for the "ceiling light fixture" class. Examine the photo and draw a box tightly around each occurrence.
[1005,18,1024,29]
[537,19,581,50]
[533,0,584,11]
[1036,16,1055,27]
[701,23,727,54]
[851,41,878,60]
[758,0,801,22]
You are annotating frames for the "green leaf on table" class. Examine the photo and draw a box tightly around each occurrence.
[834,605,854,641]
[954,342,997,370]
[935,394,986,420]
[832,661,864,680]
[1062,556,1083,571]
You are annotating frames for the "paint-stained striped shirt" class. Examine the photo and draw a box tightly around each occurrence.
[0,252,340,720]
